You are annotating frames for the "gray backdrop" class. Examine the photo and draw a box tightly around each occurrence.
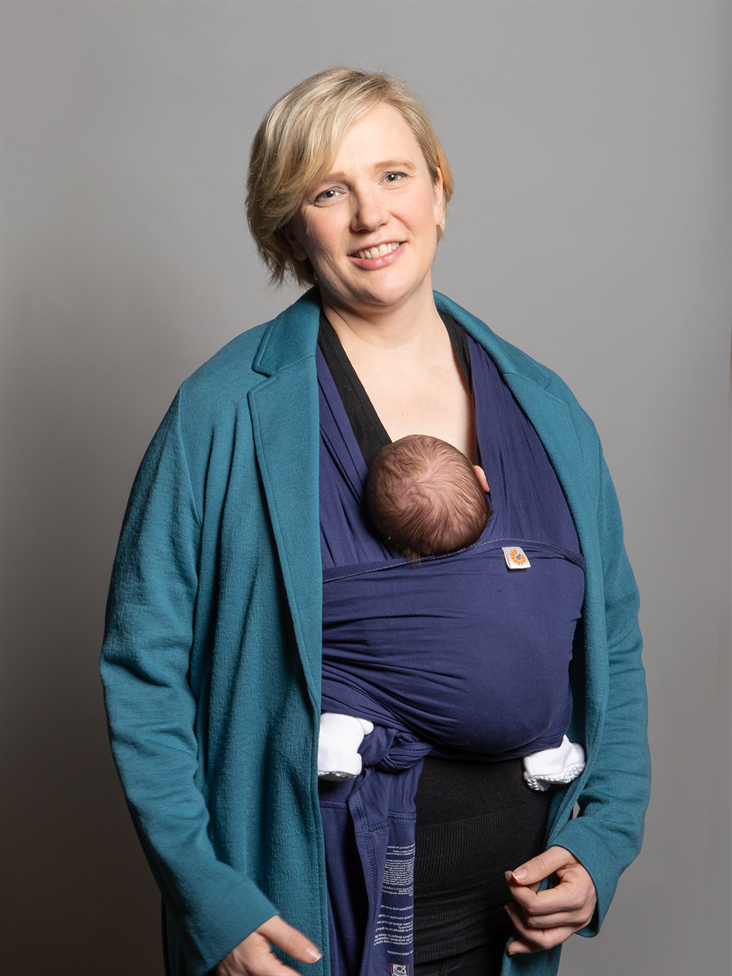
[2,3,729,975]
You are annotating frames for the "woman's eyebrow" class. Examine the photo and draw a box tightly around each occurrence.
[314,160,416,185]
[371,159,414,172]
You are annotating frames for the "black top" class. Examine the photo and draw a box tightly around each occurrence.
[317,310,471,467]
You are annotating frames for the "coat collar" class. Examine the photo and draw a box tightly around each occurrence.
[434,291,554,391]
[252,288,322,377]
[251,286,555,390]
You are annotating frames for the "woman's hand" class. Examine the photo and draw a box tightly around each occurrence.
[504,846,597,956]
[214,915,322,976]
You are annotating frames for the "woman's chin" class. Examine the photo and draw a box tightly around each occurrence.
[325,269,433,316]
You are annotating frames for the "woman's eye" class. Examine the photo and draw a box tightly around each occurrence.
[383,172,406,184]
[315,187,342,203]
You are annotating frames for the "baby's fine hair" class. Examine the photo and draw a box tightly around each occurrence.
[366,435,490,559]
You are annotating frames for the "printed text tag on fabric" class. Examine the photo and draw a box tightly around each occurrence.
[502,546,531,569]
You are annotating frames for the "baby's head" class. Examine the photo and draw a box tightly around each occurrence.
[366,435,491,559]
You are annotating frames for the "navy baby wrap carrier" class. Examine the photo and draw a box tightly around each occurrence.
[318,333,585,976]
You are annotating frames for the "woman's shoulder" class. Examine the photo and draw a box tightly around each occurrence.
[176,290,321,419]
[434,292,599,442]
[182,320,273,395]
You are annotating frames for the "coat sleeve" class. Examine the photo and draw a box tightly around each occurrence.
[549,445,651,935]
[100,389,278,975]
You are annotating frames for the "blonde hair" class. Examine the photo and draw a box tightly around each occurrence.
[246,67,454,288]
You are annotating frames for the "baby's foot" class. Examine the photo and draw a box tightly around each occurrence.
[318,713,374,780]
[523,736,586,791]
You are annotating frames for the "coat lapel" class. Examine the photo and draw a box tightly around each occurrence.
[248,290,323,707]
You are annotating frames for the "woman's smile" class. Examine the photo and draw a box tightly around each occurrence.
[349,240,405,268]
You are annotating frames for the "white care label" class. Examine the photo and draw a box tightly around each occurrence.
[502,546,531,569]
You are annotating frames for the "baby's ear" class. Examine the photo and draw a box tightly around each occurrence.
[473,465,490,493]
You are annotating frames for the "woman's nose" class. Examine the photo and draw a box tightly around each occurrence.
[350,187,387,232]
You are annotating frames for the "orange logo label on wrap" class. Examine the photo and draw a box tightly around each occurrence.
[502,546,531,569]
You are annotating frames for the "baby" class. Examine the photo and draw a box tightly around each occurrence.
[365,433,491,560]
[319,434,585,790]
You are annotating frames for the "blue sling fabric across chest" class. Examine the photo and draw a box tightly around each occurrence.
[322,539,583,757]
[318,333,585,976]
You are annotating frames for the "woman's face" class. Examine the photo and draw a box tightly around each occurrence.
[287,102,444,317]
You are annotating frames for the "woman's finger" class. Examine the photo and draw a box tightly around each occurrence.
[507,905,594,930]
[504,903,578,953]
[214,916,321,976]
[214,931,297,976]
[507,875,595,916]
[506,927,577,955]
[258,916,322,965]
[505,903,595,932]
[509,845,575,887]
[505,852,596,917]
[505,936,542,955]
[503,849,597,958]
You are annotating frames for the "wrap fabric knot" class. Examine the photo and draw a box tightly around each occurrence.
[363,727,433,774]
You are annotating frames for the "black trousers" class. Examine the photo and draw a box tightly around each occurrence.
[413,929,513,976]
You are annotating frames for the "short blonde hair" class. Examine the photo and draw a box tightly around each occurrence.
[246,67,454,288]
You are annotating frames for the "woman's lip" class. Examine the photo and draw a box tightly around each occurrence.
[349,240,403,257]
[348,242,405,270]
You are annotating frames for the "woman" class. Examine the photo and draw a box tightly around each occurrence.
[101,68,650,976]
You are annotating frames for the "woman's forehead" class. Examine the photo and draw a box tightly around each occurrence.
[310,105,427,183]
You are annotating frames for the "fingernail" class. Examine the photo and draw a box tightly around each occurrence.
[512,868,528,882]
[304,947,322,963]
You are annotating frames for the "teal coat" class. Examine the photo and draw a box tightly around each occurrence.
[101,289,650,976]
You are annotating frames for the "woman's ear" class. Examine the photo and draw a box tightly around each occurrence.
[282,221,308,262]
[433,168,445,227]
[473,465,490,494]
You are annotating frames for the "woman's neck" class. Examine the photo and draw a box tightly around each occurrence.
[320,285,445,355]
[319,285,476,462]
